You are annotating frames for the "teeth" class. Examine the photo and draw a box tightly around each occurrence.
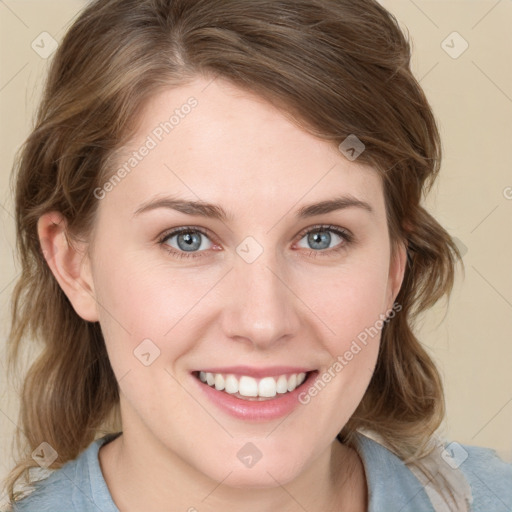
[287,374,297,392]
[225,374,239,394]
[239,376,258,397]
[259,377,277,398]
[214,373,225,391]
[198,371,308,398]
[276,375,288,394]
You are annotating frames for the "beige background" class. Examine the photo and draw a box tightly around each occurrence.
[0,0,511,504]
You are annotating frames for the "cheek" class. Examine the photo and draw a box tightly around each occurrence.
[92,251,223,363]
[92,258,208,426]
[300,251,391,349]
[294,249,390,412]
[297,277,386,438]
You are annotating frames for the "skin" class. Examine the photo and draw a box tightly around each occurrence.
[39,76,407,512]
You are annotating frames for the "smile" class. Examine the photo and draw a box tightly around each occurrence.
[192,368,318,421]
[197,371,308,399]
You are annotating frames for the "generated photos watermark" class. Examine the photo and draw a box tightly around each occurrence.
[298,301,402,405]
[93,96,198,200]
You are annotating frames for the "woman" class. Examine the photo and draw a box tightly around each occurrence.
[3,0,511,510]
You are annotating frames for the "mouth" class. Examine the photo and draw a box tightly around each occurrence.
[192,369,317,400]
[191,367,319,420]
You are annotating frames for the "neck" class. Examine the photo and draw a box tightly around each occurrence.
[99,430,367,512]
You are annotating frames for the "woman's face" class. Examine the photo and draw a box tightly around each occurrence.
[83,76,405,486]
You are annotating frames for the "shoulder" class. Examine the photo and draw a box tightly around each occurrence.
[11,433,121,512]
[454,441,512,511]
[352,432,512,512]
[11,458,80,511]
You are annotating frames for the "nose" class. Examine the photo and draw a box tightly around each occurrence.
[220,249,302,350]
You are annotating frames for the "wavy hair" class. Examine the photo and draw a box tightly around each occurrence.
[4,0,463,504]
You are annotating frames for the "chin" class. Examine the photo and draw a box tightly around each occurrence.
[223,466,302,489]
[200,449,307,489]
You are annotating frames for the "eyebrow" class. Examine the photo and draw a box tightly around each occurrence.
[133,194,374,221]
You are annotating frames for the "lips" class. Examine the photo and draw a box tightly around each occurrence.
[190,367,319,421]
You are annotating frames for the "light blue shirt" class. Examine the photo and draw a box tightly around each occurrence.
[11,431,512,511]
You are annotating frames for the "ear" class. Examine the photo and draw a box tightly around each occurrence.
[37,211,99,322]
[386,238,408,310]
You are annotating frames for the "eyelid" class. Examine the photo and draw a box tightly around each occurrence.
[295,223,352,241]
[158,225,215,242]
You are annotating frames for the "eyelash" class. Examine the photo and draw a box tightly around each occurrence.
[157,224,354,260]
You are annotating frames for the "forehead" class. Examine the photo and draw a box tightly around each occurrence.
[103,77,384,221]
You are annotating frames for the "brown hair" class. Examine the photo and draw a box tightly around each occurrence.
[4,0,463,504]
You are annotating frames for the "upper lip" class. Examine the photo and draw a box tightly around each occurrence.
[193,366,315,378]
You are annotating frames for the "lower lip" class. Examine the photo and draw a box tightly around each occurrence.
[191,371,318,422]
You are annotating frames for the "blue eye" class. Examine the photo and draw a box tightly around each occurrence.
[295,226,352,255]
[158,224,353,260]
[159,227,214,259]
